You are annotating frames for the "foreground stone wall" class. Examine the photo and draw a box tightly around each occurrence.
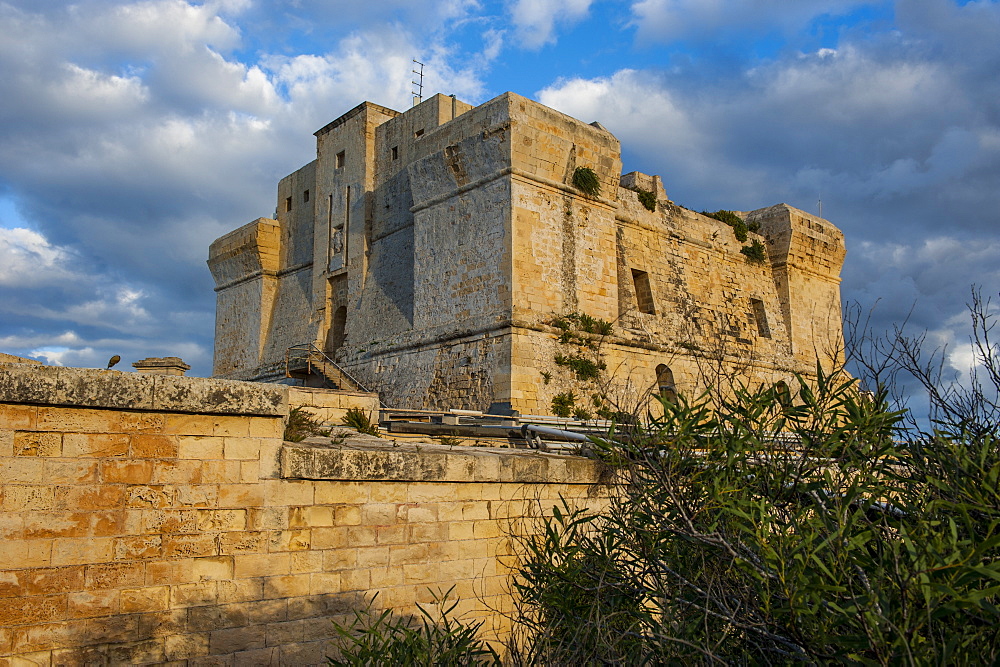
[0,365,607,664]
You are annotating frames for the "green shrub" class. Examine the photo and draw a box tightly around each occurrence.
[284,407,330,442]
[572,407,593,421]
[741,238,767,264]
[702,209,741,226]
[551,392,576,418]
[329,589,499,666]
[572,167,601,197]
[703,209,749,241]
[510,365,1000,664]
[341,407,379,436]
[631,187,657,212]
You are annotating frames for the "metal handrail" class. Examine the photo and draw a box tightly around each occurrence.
[285,343,372,394]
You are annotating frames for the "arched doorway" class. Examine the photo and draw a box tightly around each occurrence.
[325,305,347,356]
[655,364,676,403]
[775,380,792,408]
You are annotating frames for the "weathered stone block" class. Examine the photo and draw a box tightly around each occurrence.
[208,626,266,655]
[178,435,225,460]
[68,588,120,618]
[165,632,211,661]
[13,431,62,457]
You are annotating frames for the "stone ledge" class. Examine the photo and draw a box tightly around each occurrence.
[0,353,42,365]
[281,437,611,484]
[0,364,288,416]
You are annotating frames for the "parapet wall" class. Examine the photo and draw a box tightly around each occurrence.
[0,364,608,664]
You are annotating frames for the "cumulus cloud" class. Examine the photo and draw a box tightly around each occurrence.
[510,0,593,48]
[0,227,78,287]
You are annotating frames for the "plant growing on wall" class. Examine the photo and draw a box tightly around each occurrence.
[551,312,613,337]
[284,407,331,442]
[631,187,657,212]
[572,167,601,198]
[547,312,619,417]
[554,354,605,381]
[740,239,767,265]
[703,209,752,242]
[551,391,576,417]
[341,407,379,435]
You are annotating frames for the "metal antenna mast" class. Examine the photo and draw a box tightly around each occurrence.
[818,195,823,219]
[411,59,424,107]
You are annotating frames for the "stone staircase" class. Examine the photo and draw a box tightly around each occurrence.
[285,343,368,392]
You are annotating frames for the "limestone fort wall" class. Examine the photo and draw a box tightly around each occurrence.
[0,364,607,664]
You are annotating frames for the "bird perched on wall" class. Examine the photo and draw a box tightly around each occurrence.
[106,355,121,369]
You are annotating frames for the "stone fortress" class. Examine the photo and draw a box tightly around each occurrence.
[209,92,845,415]
[0,92,848,665]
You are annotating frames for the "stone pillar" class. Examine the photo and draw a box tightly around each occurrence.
[132,356,191,376]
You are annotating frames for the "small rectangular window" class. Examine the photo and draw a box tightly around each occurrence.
[414,129,424,138]
[750,298,771,338]
[336,150,345,168]
[285,196,292,212]
[631,269,656,315]
[303,189,310,203]
[391,146,398,160]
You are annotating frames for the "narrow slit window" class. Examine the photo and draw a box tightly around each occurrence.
[391,146,399,160]
[303,189,310,203]
[336,150,345,168]
[631,269,656,314]
[414,128,424,138]
[284,196,292,212]
[750,298,771,338]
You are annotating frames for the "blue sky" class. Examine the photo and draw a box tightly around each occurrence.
[1,0,998,414]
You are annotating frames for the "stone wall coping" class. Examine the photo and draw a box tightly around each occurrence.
[281,435,612,485]
[0,364,288,416]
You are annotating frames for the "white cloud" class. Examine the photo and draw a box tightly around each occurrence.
[0,227,78,287]
[480,27,504,62]
[98,0,244,54]
[55,63,149,114]
[510,0,592,48]
[265,27,486,116]
[538,70,699,149]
